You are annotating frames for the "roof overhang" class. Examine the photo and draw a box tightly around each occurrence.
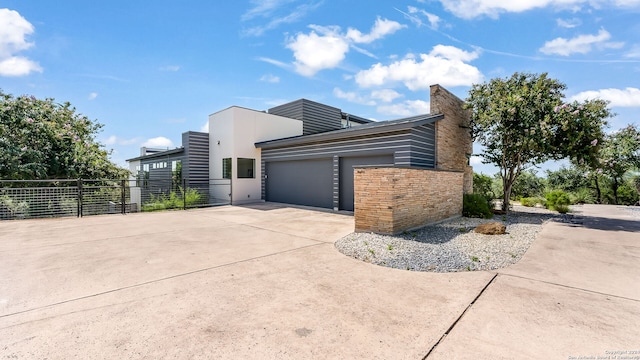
[126,147,184,162]
[255,113,443,149]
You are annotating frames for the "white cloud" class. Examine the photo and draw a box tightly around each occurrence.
[570,87,640,107]
[333,88,376,105]
[242,0,292,21]
[286,25,350,76]
[0,56,42,77]
[104,135,140,146]
[539,28,624,56]
[242,1,322,36]
[257,56,292,70]
[260,74,280,83]
[435,0,640,19]
[406,6,441,29]
[470,155,483,165]
[377,100,430,116]
[0,9,42,77]
[88,92,98,100]
[345,17,406,44]
[556,17,582,28]
[142,137,174,148]
[159,65,180,71]
[370,89,403,102]
[200,121,209,133]
[285,18,404,77]
[355,45,483,90]
[625,45,640,58]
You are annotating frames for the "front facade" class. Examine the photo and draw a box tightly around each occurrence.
[128,84,472,219]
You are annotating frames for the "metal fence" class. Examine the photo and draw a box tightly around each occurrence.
[0,178,231,220]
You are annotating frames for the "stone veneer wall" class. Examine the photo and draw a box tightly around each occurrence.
[354,166,463,235]
[430,85,473,194]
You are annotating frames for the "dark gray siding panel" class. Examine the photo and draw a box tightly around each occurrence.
[268,99,341,135]
[339,155,394,211]
[265,159,333,209]
[410,124,436,168]
[261,130,413,163]
[183,131,209,185]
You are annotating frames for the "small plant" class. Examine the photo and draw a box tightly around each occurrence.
[545,190,571,211]
[501,215,507,222]
[520,197,546,207]
[486,256,490,261]
[466,265,471,271]
[363,241,368,246]
[368,248,375,256]
[387,244,394,251]
[411,232,417,238]
[471,256,479,262]
[555,204,570,214]
[463,193,493,219]
[510,253,517,258]
[458,227,467,233]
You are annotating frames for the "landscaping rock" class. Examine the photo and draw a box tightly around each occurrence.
[474,222,506,235]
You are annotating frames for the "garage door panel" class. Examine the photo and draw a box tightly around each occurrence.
[265,159,333,209]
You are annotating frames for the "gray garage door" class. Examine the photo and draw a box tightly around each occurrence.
[265,158,333,209]
[339,155,394,211]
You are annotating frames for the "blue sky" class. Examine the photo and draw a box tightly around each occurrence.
[2,0,639,175]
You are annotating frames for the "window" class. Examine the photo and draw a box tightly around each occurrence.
[237,158,255,179]
[222,158,232,179]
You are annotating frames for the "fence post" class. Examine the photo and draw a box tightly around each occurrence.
[183,178,187,210]
[121,179,126,215]
[77,179,83,217]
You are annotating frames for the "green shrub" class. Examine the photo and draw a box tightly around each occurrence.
[545,190,571,211]
[520,197,547,207]
[473,173,496,209]
[555,204,570,214]
[463,194,493,219]
[569,188,595,204]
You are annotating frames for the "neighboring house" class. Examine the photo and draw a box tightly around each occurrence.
[127,85,473,224]
[126,131,209,206]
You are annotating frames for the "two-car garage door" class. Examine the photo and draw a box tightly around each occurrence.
[265,155,394,211]
[265,159,333,209]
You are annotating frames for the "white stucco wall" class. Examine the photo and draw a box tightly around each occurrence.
[208,106,302,204]
[128,160,141,210]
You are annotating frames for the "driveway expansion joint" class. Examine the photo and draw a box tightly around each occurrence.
[422,272,498,359]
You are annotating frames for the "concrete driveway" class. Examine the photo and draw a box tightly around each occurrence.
[0,203,638,359]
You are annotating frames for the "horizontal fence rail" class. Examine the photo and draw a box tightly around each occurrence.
[0,178,231,220]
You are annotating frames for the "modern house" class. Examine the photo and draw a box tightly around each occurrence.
[126,131,210,206]
[127,84,473,234]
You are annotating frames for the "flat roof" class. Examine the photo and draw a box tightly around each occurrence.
[126,147,184,162]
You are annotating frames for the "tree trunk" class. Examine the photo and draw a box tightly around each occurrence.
[502,177,513,214]
[594,176,602,204]
[613,177,619,205]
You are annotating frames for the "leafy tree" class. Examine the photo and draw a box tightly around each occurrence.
[546,166,590,193]
[0,90,128,180]
[473,173,495,199]
[466,72,611,213]
[596,125,640,204]
[511,170,546,199]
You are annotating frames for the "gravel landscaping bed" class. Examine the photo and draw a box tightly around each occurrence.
[335,205,563,273]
